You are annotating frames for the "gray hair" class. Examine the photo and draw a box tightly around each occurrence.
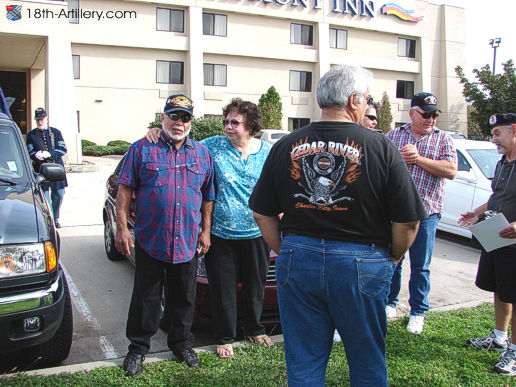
[316,65,373,109]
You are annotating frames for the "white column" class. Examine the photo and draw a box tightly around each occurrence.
[419,36,431,93]
[315,22,330,117]
[46,33,80,164]
[188,6,204,117]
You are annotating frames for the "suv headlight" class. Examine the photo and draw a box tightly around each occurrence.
[0,242,56,278]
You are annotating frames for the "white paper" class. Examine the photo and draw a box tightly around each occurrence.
[468,213,516,252]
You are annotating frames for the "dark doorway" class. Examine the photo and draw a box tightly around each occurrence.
[0,71,27,134]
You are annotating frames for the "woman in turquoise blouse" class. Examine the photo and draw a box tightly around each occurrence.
[200,99,273,358]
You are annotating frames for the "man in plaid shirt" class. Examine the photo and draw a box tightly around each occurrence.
[385,92,457,334]
[115,94,215,376]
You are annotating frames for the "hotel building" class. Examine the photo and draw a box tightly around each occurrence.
[0,0,466,163]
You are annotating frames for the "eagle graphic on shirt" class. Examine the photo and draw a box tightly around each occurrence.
[289,137,362,211]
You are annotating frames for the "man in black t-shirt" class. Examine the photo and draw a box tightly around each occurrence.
[249,65,427,386]
[459,113,516,376]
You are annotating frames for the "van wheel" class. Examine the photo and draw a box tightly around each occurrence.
[104,220,124,261]
[32,271,74,366]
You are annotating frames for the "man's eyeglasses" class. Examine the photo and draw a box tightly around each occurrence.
[365,114,377,121]
[222,119,243,127]
[166,112,192,123]
[415,110,439,119]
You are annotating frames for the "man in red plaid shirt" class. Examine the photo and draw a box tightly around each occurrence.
[385,92,457,334]
[115,94,215,376]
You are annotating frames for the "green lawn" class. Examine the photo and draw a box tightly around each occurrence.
[2,303,515,386]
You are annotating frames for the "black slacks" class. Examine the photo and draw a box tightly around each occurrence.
[126,241,197,354]
[204,235,270,344]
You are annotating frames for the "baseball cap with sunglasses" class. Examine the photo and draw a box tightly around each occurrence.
[415,110,439,120]
[166,112,192,123]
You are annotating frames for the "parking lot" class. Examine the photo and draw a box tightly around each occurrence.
[1,156,492,372]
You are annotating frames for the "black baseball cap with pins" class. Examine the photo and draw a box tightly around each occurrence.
[164,94,194,115]
[411,92,441,112]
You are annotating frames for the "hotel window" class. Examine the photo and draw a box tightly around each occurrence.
[290,118,310,131]
[68,0,79,23]
[72,55,80,79]
[397,38,416,58]
[156,60,184,84]
[291,23,313,46]
[330,28,347,49]
[156,8,184,32]
[203,64,227,86]
[290,71,312,92]
[203,13,227,36]
[396,80,414,99]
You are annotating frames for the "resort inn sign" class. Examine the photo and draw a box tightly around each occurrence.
[250,0,424,22]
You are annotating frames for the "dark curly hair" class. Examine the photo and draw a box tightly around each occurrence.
[222,98,263,136]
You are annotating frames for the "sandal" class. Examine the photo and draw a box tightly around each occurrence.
[216,343,234,358]
[248,334,273,347]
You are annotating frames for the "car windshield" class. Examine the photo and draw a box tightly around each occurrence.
[467,148,500,179]
[0,126,27,183]
[271,133,287,140]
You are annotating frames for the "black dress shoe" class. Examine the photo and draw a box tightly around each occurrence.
[55,222,61,228]
[123,352,145,376]
[173,348,199,368]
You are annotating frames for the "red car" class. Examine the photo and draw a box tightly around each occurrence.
[102,155,280,330]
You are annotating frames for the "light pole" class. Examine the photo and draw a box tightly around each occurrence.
[489,37,501,75]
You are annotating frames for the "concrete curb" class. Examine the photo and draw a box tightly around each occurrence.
[3,335,285,378]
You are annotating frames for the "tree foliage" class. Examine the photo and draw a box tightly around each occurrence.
[455,60,516,139]
[377,92,393,133]
[147,115,225,141]
[189,116,225,141]
[258,86,283,129]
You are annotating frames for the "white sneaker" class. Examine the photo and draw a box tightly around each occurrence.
[406,315,425,334]
[386,305,397,319]
[333,330,342,342]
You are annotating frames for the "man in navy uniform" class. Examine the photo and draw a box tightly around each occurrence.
[26,108,68,228]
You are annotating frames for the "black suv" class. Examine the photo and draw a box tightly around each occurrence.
[0,112,73,366]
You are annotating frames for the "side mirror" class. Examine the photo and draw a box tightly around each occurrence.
[38,163,66,183]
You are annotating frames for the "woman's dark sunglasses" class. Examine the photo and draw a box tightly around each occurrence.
[416,110,439,119]
[166,112,192,123]
[365,114,377,121]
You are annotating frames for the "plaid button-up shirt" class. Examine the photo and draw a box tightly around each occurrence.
[387,124,457,215]
[118,134,215,263]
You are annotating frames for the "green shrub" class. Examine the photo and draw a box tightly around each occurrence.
[148,117,161,129]
[106,140,131,147]
[109,144,130,154]
[190,115,225,141]
[81,139,96,148]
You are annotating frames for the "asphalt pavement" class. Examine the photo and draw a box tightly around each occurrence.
[5,155,492,378]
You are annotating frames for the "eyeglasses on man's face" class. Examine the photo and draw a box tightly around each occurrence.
[222,119,243,127]
[415,110,439,120]
[166,112,192,123]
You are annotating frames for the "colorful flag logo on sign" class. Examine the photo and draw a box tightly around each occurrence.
[6,5,22,21]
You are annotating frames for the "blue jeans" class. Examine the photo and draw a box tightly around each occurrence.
[386,214,439,316]
[277,236,395,387]
[44,187,65,222]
